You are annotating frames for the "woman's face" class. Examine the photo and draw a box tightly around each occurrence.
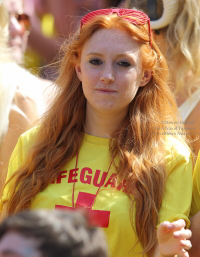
[75,28,148,116]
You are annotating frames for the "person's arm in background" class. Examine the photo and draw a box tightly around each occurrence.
[0,89,38,197]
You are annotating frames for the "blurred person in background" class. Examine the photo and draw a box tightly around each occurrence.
[126,0,200,157]
[0,210,108,257]
[0,0,54,196]
[25,0,125,66]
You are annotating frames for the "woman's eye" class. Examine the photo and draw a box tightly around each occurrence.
[89,59,102,65]
[118,61,131,67]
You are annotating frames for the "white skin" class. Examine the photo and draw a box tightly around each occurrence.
[75,28,150,138]
[5,0,28,64]
[0,231,41,257]
[156,220,192,257]
[75,28,192,256]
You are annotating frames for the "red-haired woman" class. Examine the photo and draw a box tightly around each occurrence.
[1,8,192,257]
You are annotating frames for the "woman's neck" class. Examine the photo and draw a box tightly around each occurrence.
[84,105,128,138]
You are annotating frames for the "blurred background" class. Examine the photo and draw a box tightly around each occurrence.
[24,0,125,79]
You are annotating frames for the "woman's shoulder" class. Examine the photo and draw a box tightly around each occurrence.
[15,66,54,116]
[164,136,192,171]
[7,126,40,169]
[165,135,191,155]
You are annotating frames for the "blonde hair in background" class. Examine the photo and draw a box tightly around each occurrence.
[127,0,200,95]
[166,0,200,95]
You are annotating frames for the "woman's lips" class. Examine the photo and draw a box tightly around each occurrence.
[96,89,117,93]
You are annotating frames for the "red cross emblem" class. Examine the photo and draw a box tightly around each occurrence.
[55,192,110,228]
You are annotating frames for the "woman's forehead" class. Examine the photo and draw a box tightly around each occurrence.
[82,28,141,56]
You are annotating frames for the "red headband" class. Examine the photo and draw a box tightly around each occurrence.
[81,8,152,48]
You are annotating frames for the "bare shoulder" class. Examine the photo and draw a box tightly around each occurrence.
[0,104,32,194]
[18,69,56,114]
[0,105,31,161]
[13,88,39,124]
[0,87,39,172]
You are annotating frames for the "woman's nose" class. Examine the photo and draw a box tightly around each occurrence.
[9,15,25,37]
[100,65,114,84]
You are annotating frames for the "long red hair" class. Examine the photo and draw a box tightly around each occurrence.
[4,14,186,256]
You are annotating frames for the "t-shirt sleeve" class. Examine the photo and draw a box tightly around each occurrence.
[0,136,25,209]
[0,127,37,210]
[190,151,200,217]
[158,140,193,229]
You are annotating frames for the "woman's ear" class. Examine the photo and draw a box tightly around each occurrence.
[75,63,82,81]
[139,70,152,87]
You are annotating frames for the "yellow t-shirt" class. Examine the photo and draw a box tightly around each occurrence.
[190,151,200,217]
[1,128,193,257]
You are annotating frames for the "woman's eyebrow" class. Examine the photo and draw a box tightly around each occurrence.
[86,52,103,56]
[86,52,137,58]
